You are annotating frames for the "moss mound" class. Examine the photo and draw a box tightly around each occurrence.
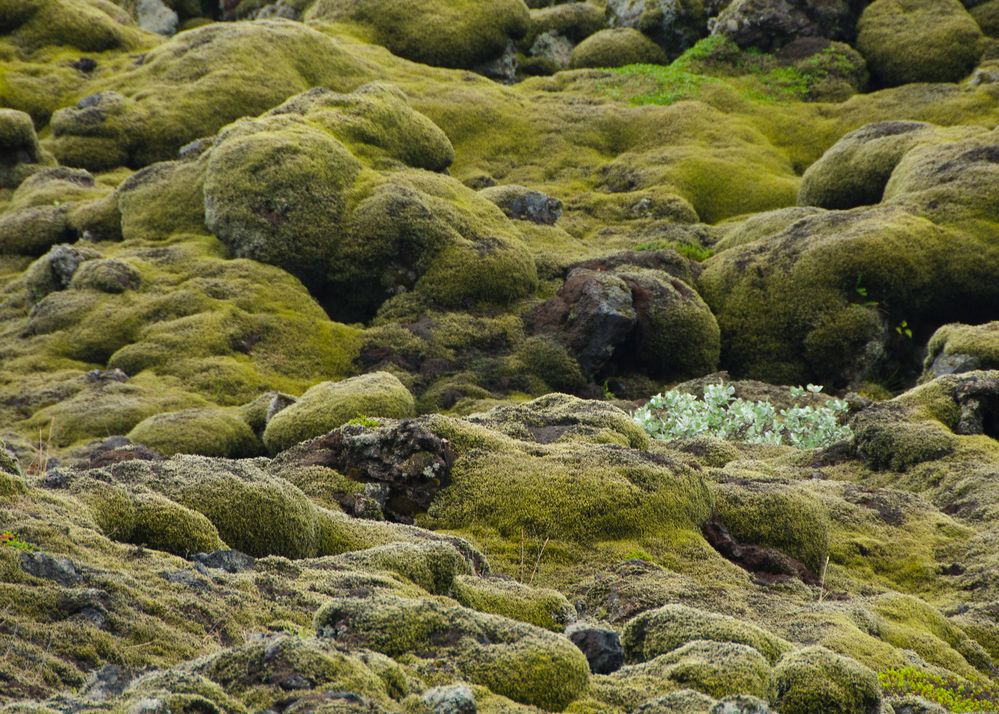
[262,372,415,453]
[46,20,376,169]
[204,86,536,320]
[571,28,668,68]
[924,322,999,378]
[771,646,882,714]
[313,593,590,709]
[303,0,531,69]
[857,0,984,87]
[451,574,576,631]
[128,407,263,458]
[622,604,791,665]
[711,480,830,573]
[0,0,148,54]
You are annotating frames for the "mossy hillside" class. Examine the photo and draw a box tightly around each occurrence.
[303,0,531,70]
[262,372,415,453]
[313,593,590,710]
[857,0,985,87]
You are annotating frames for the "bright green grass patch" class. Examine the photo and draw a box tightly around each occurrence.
[879,667,999,713]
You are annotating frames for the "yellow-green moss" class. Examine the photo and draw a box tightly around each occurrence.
[127,407,263,458]
[770,646,882,714]
[451,574,575,631]
[857,0,984,87]
[622,604,792,665]
[711,480,830,573]
[304,0,531,69]
[262,372,415,454]
[313,593,590,710]
[570,29,668,69]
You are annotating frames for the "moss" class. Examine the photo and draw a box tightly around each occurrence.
[924,322,999,376]
[0,440,22,478]
[334,541,473,595]
[857,0,984,87]
[571,29,668,69]
[613,640,773,701]
[770,646,882,714]
[526,2,604,45]
[127,407,263,458]
[615,268,721,380]
[304,0,530,69]
[716,207,823,252]
[23,244,101,305]
[69,259,141,293]
[313,593,590,710]
[0,108,44,189]
[0,0,149,54]
[508,337,587,393]
[131,491,225,556]
[262,372,416,454]
[851,404,956,472]
[117,158,207,241]
[451,574,575,631]
[798,121,935,210]
[116,671,248,714]
[426,436,711,557]
[711,480,830,573]
[193,636,393,710]
[46,20,376,168]
[972,0,999,37]
[622,604,792,665]
[204,95,535,319]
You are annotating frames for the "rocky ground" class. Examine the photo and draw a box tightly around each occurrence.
[1,0,999,711]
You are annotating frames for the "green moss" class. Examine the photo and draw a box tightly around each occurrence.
[69,259,141,294]
[857,0,984,87]
[0,108,44,189]
[46,20,376,168]
[613,640,773,701]
[851,404,956,472]
[0,0,149,53]
[0,440,22,478]
[770,646,882,714]
[335,541,473,595]
[117,158,207,241]
[451,574,575,631]
[614,268,720,380]
[304,0,530,69]
[313,593,590,710]
[571,29,668,69]
[971,1,999,37]
[262,372,415,454]
[193,636,393,710]
[711,480,830,573]
[127,407,263,458]
[426,437,710,553]
[526,2,603,46]
[622,604,791,665]
[924,322,999,375]
[798,121,935,210]
[508,336,586,393]
[880,667,999,713]
[131,491,225,556]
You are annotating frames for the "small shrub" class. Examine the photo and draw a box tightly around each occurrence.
[879,667,999,713]
[0,531,34,551]
[634,383,851,449]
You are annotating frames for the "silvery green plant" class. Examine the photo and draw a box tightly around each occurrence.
[633,383,851,449]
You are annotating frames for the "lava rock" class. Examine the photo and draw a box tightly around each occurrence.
[566,622,625,674]
[21,551,82,586]
[192,549,256,573]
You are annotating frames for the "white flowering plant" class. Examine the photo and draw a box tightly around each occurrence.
[633,383,851,449]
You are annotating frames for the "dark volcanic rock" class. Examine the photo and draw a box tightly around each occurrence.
[21,551,82,586]
[270,420,455,522]
[527,268,637,378]
[566,622,625,674]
